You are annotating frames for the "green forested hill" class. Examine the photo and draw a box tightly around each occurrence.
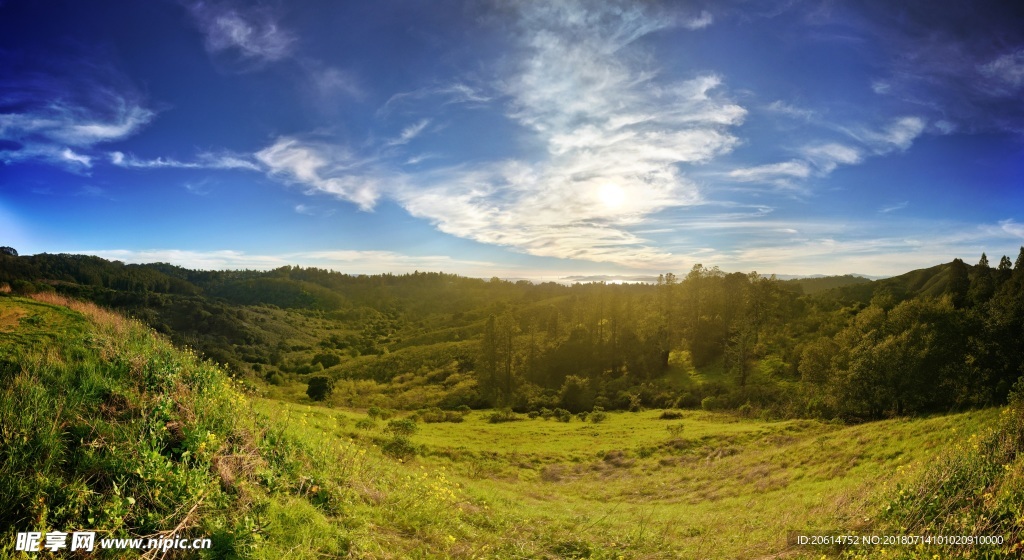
[3,250,1024,421]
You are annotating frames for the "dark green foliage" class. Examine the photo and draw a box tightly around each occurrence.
[306,376,333,401]
[312,352,342,368]
[487,409,521,423]
[418,407,464,423]
[5,252,1024,421]
[384,418,417,437]
[0,246,16,257]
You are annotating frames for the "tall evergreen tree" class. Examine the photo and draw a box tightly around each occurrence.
[999,255,1013,270]
[947,258,970,308]
[979,253,990,268]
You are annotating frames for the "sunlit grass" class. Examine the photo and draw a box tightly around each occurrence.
[257,397,1000,558]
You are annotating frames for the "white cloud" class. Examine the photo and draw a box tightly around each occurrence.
[979,50,1024,91]
[764,100,814,120]
[723,115,923,189]
[0,98,153,149]
[256,2,744,269]
[187,1,295,63]
[1000,219,1024,239]
[879,201,909,213]
[391,3,743,267]
[683,10,714,30]
[255,137,383,211]
[728,161,812,183]
[800,142,863,173]
[109,151,259,171]
[60,148,92,167]
[379,82,491,115]
[385,119,431,146]
[871,116,926,150]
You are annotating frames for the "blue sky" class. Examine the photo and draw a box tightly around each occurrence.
[2,0,1023,279]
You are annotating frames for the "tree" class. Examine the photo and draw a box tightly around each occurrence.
[0,246,16,257]
[999,255,1013,271]
[970,255,996,307]
[948,258,970,308]
[1014,247,1024,277]
[306,375,333,401]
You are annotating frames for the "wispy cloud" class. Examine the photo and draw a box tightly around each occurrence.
[724,115,922,189]
[256,3,745,269]
[255,137,384,211]
[389,2,744,268]
[879,201,909,213]
[728,161,811,186]
[683,10,714,30]
[1000,219,1024,239]
[379,82,492,116]
[979,50,1024,92]
[186,1,295,64]
[109,151,259,171]
[764,100,815,120]
[0,49,154,169]
[385,119,431,146]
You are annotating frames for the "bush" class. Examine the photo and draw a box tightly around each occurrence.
[354,418,376,430]
[367,406,393,420]
[701,396,722,411]
[381,436,417,459]
[306,376,333,401]
[659,410,685,420]
[418,407,464,423]
[589,407,607,423]
[385,418,417,437]
[487,409,521,423]
[553,408,572,422]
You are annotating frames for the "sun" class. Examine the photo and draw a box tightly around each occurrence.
[597,183,626,209]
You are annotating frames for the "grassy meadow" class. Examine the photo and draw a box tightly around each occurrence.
[3,292,1022,559]
[253,398,1002,559]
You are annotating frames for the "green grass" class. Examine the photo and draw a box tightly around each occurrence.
[3,292,1019,559]
[256,397,1002,559]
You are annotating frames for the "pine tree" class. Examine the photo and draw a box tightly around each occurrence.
[999,255,1013,270]
[979,252,990,268]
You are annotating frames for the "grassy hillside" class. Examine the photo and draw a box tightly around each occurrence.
[2,292,1022,558]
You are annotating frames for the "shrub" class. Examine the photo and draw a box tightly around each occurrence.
[306,376,333,401]
[589,407,607,423]
[381,436,417,459]
[553,408,572,422]
[367,406,393,420]
[354,418,376,430]
[418,407,464,423]
[701,396,722,411]
[487,409,521,423]
[385,418,417,437]
[659,410,685,420]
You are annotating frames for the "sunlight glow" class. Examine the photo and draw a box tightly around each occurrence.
[597,183,626,209]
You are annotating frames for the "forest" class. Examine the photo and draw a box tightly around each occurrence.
[2,247,1024,422]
